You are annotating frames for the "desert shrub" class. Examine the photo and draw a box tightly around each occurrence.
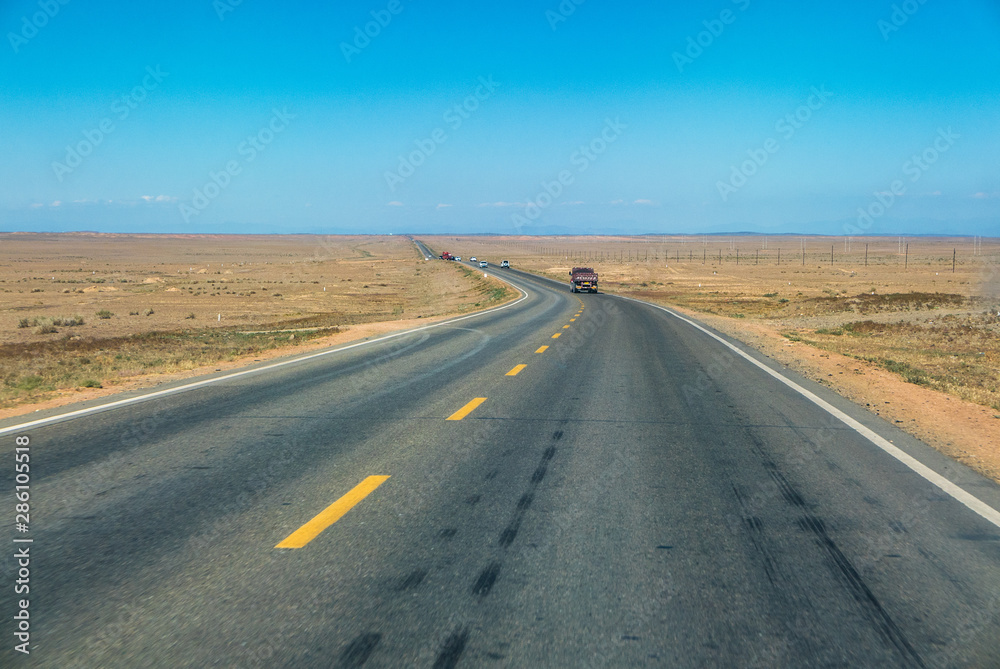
[15,375,44,391]
[96,310,114,319]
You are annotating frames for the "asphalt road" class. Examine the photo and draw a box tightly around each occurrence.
[2,256,999,667]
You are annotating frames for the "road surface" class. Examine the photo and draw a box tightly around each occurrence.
[2,256,999,667]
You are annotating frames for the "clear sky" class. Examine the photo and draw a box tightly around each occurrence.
[2,0,998,236]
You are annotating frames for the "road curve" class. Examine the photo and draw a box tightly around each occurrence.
[2,259,999,667]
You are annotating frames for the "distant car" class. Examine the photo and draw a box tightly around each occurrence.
[479,261,488,268]
[500,260,510,268]
[470,257,477,262]
[455,256,461,261]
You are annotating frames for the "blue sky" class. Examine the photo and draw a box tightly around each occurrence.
[2,0,998,235]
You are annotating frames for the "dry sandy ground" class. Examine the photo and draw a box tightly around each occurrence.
[425,234,1000,483]
[0,310,476,422]
[0,233,514,416]
[1,233,485,341]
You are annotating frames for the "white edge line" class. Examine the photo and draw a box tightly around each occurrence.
[0,271,530,438]
[615,294,1000,530]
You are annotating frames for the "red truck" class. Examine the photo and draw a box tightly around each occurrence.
[440,251,455,261]
[569,267,598,293]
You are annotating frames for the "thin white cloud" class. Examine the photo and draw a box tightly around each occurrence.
[560,200,585,206]
[477,201,524,208]
[972,192,995,199]
[436,203,453,209]
[633,199,657,205]
[610,199,624,205]
[51,200,62,207]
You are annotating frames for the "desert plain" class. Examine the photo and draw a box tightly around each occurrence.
[0,232,512,414]
[2,231,998,482]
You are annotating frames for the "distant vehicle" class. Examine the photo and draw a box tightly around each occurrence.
[569,267,598,293]
[441,251,455,261]
[470,257,477,262]
[500,260,510,268]
[455,256,461,261]
[479,261,488,268]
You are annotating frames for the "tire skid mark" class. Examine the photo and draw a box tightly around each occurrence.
[395,568,427,592]
[433,627,470,669]
[471,562,501,597]
[496,443,559,550]
[731,484,782,587]
[747,432,924,665]
[337,632,382,668]
[798,514,926,667]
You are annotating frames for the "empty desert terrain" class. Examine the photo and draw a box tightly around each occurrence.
[0,233,513,413]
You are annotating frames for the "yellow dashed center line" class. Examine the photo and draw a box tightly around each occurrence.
[506,364,527,376]
[447,397,487,420]
[551,333,562,339]
[535,345,548,353]
[570,318,576,322]
[563,324,570,329]
[276,475,390,549]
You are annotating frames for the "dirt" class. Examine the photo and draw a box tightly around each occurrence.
[0,310,476,422]
[0,233,515,413]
